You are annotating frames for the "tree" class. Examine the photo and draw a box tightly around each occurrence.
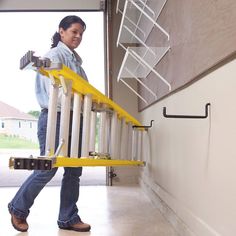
[28,110,40,118]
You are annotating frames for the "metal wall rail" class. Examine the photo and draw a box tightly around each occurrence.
[163,103,211,119]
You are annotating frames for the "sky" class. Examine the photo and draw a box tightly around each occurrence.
[0,12,105,113]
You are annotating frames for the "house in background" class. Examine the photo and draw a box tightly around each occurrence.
[0,100,38,143]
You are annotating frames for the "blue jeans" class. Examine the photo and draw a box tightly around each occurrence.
[8,110,83,227]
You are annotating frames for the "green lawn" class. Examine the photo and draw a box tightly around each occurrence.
[0,134,39,149]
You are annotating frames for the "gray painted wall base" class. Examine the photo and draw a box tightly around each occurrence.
[140,178,195,236]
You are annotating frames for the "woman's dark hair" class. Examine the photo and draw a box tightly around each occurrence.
[51,15,86,48]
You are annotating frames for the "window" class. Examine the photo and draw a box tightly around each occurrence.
[19,121,21,128]
[1,122,4,128]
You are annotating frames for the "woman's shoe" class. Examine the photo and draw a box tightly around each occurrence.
[59,221,91,232]
[10,213,29,232]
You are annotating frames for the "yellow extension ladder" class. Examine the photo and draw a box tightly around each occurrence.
[9,51,146,170]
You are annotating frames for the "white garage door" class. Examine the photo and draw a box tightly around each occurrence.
[0,0,104,11]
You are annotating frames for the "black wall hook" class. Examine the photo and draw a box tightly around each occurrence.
[163,103,211,119]
[133,120,154,130]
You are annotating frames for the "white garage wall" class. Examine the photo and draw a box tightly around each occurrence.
[140,59,236,236]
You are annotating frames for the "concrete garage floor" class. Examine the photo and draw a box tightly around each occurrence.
[0,185,178,236]
[0,149,178,236]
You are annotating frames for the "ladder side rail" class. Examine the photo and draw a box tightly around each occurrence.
[44,65,141,126]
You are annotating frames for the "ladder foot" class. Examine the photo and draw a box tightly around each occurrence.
[9,157,53,170]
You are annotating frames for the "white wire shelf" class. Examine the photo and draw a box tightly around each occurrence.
[117,46,171,104]
[116,0,169,48]
[116,0,170,105]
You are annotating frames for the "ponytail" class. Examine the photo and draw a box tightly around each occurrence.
[51,32,61,48]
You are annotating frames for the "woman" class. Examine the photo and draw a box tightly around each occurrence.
[8,15,91,232]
